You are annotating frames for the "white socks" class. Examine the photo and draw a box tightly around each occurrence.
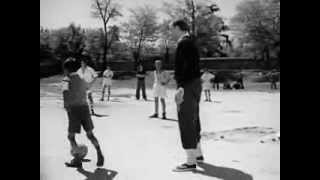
[195,142,203,157]
[186,149,197,165]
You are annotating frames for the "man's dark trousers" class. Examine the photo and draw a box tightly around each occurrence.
[177,78,202,149]
[136,79,147,99]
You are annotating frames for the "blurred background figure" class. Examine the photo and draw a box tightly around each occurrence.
[136,63,147,101]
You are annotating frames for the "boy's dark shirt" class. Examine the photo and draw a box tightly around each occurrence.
[174,35,201,88]
[63,73,88,108]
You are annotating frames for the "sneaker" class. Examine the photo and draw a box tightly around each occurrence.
[162,113,167,119]
[65,158,82,168]
[97,153,104,167]
[172,163,196,172]
[196,156,204,163]
[149,113,158,118]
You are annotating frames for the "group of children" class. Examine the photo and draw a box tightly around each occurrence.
[61,57,221,168]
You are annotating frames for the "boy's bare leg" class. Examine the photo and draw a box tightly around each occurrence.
[160,98,166,119]
[65,133,82,167]
[107,86,111,101]
[68,133,77,149]
[86,131,104,167]
[155,97,159,114]
[88,92,95,114]
[150,97,159,117]
[204,90,209,101]
[101,86,106,101]
[208,90,212,102]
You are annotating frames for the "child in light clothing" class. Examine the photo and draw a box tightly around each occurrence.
[77,59,98,115]
[201,68,215,102]
[100,66,114,101]
[149,60,170,119]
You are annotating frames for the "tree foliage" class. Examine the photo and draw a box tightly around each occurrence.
[230,0,280,59]
[160,0,230,57]
[122,5,159,62]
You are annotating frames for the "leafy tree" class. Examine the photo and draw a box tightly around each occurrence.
[122,5,159,64]
[231,0,280,60]
[160,0,230,57]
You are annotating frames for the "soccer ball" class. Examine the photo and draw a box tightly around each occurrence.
[71,144,88,159]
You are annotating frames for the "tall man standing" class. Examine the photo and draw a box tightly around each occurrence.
[172,20,203,172]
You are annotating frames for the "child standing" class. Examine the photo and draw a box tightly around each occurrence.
[136,64,147,100]
[77,59,98,115]
[201,68,215,102]
[149,60,170,119]
[100,66,114,101]
[62,58,104,168]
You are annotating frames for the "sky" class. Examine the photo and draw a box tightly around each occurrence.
[40,0,243,29]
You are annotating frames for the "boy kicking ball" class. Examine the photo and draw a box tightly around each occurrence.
[62,58,104,168]
[100,66,114,101]
[201,68,215,102]
[149,60,170,119]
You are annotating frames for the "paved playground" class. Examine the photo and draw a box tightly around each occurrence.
[40,75,280,180]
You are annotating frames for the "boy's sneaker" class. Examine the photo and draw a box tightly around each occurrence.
[97,152,104,167]
[149,113,158,118]
[162,113,167,119]
[65,158,82,168]
[196,156,204,163]
[172,163,196,172]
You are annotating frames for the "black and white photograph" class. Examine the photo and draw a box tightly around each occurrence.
[40,0,280,179]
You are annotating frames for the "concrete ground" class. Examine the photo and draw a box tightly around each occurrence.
[40,76,280,180]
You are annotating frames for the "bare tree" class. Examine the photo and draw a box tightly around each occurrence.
[91,0,122,68]
[122,5,159,65]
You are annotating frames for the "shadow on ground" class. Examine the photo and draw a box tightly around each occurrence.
[193,162,253,180]
[160,118,178,122]
[77,168,118,180]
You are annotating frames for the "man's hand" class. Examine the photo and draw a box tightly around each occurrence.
[175,87,184,105]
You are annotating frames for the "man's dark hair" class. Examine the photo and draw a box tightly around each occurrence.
[63,58,79,73]
[172,20,190,32]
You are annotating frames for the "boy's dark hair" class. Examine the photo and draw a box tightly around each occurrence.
[80,58,88,64]
[172,20,190,32]
[63,58,79,73]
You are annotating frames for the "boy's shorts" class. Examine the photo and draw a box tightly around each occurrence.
[67,105,94,133]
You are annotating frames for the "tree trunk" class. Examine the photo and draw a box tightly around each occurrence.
[137,31,143,63]
[102,23,108,70]
[191,0,196,36]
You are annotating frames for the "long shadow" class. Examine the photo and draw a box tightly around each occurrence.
[160,118,178,122]
[77,168,118,180]
[192,162,253,180]
[92,113,109,117]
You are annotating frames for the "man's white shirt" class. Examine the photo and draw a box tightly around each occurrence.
[77,66,97,83]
